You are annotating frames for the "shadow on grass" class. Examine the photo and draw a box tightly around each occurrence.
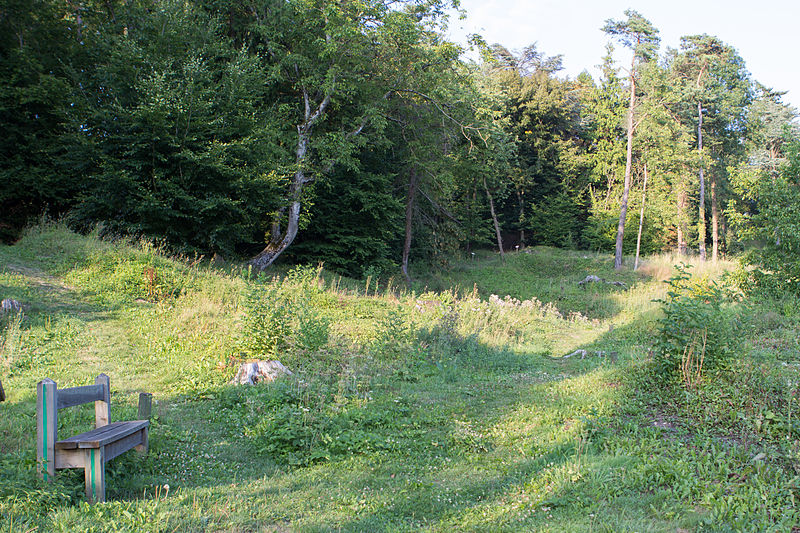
[1,261,679,531]
[96,327,643,527]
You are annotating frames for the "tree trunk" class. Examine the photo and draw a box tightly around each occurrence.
[249,129,312,271]
[466,182,476,254]
[710,168,719,262]
[401,168,418,288]
[614,58,637,270]
[697,100,706,261]
[483,177,504,258]
[677,186,688,255]
[516,188,526,246]
[249,87,331,271]
[249,200,302,271]
[634,163,648,271]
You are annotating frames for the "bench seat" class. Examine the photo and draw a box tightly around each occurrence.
[56,420,149,450]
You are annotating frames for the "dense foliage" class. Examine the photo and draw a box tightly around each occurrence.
[728,135,800,297]
[1,0,798,279]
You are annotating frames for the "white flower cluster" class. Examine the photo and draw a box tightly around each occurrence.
[487,294,563,319]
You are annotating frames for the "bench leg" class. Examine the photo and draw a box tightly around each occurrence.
[37,378,58,481]
[84,448,105,504]
[134,428,149,454]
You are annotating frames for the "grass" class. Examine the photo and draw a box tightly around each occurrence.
[1,223,800,532]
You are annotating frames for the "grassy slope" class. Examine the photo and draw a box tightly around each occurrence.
[1,224,800,532]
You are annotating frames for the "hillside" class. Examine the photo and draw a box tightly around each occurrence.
[2,224,800,532]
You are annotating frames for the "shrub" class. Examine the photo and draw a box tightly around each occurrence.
[727,138,800,298]
[653,265,739,384]
[241,265,330,360]
[236,380,403,466]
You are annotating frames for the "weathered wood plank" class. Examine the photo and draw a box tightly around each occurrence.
[56,422,128,449]
[104,429,146,462]
[55,448,86,469]
[37,378,58,480]
[56,420,149,449]
[79,421,148,448]
[138,392,152,420]
[94,374,110,428]
[135,425,149,453]
[55,423,121,449]
[84,447,105,503]
[56,384,105,409]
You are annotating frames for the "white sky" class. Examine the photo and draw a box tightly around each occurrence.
[445,0,800,111]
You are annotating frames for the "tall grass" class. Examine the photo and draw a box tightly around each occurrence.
[0,311,24,371]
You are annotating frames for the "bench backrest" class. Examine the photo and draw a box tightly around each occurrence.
[37,374,111,479]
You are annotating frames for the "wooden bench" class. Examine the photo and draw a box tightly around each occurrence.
[37,373,151,503]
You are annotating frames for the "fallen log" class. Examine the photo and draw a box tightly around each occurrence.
[577,275,627,289]
[542,349,619,362]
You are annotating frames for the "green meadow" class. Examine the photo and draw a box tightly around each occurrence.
[2,224,800,532]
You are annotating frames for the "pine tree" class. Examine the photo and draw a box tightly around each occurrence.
[602,10,660,269]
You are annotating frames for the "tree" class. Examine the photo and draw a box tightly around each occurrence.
[673,35,751,261]
[0,0,75,241]
[483,43,589,250]
[635,58,695,255]
[240,0,460,271]
[728,134,800,296]
[746,84,799,176]
[583,47,626,251]
[285,145,404,278]
[602,10,660,269]
[61,0,276,255]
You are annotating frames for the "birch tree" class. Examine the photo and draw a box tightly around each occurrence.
[245,0,460,270]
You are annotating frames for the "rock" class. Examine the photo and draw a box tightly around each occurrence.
[232,360,293,385]
[0,299,22,314]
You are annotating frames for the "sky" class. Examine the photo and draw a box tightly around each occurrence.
[445,0,800,111]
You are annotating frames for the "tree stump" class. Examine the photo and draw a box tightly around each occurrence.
[232,361,293,385]
[1,299,22,314]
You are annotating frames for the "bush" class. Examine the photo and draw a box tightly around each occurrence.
[653,265,740,385]
[65,245,191,303]
[229,380,403,466]
[241,265,331,360]
[727,138,800,298]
